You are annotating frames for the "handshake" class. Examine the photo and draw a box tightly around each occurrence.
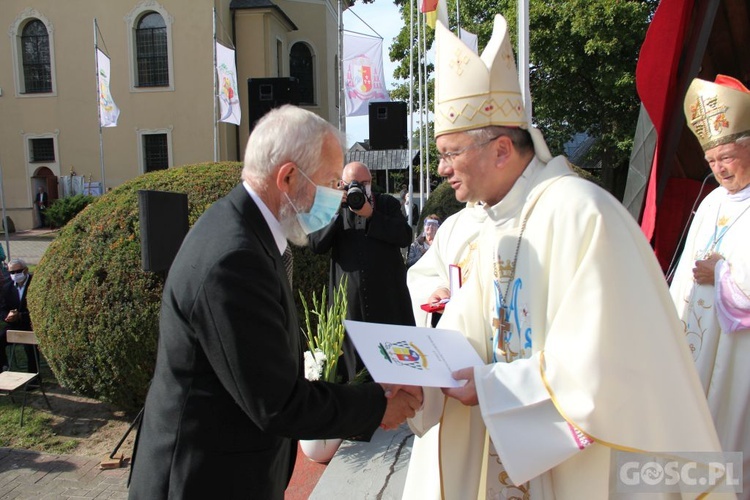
[379,384,424,430]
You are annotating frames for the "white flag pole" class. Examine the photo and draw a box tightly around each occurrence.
[407,0,414,225]
[213,8,219,162]
[338,0,345,131]
[0,155,11,260]
[422,12,430,200]
[94,18,106,192]
[417,8,424,216]
[518,0,531,122]
[455,0,461,36]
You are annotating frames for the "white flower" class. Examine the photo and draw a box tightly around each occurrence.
[304,349,327,381]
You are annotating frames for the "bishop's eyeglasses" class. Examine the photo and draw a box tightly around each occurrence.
[437,135,502,166]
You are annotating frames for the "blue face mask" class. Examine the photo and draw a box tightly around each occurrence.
[286,170,342,234]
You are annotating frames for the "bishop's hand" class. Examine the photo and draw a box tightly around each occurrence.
[693,252,723,285]
[442,367,478,406]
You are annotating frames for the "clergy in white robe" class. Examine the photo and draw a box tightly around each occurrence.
[670,75,750,499]
[404,155,731,500]
[403,16,732,500]
[406,201,487,327]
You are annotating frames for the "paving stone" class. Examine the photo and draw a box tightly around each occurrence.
[0,449,128,500]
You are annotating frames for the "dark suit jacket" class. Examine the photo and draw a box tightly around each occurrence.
[37,192,48,205]
[128,185,386,500]
[1,274,34,331]
[0,275,36,371]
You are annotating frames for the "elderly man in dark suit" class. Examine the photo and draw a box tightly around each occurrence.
[128,105,422,500]
[0,259,39,373]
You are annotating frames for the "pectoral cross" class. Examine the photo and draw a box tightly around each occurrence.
[492,310,511,358]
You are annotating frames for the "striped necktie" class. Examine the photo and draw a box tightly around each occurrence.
[282,246,294,287]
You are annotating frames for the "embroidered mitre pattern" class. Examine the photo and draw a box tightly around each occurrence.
[684,75,750,151]
[434,15,527,136]
[688,94,730,141]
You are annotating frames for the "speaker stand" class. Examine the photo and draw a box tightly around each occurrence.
[108,406,144,459]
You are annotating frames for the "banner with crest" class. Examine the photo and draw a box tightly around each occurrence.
[215,42,241,125]
[96,49,120,128]
[343,34,390,117]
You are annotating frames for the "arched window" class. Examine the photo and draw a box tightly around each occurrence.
[21,20,51,93]
[290,42,315,105]
[135,12,168,87]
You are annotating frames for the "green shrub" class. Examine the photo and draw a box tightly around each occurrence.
[44,194,96,228]
[28,162,328,412]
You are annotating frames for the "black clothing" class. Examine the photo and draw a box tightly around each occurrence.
[309,193,415,381]
[128,185,386,500]
[0,275,38,372]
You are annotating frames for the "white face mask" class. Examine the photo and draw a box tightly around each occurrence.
[11,272,26,285]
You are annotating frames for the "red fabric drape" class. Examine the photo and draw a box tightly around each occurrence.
[635,0,693,241]
[652,177,715,272]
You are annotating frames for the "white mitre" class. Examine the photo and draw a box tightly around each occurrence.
[434,15,551,161]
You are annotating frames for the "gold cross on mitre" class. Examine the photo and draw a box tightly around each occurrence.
[688,94,729,141]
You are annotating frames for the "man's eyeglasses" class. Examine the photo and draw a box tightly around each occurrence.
[437,135,502,165]
[9,269,24,275]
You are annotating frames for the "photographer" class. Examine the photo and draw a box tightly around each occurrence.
[309,162,415,382]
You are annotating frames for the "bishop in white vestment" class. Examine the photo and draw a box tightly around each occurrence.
[670,75,750,499]
[403,16,732,500]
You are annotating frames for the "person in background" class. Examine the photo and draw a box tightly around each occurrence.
[670,74,750,497]
[309,161,414,382]
[403,192,419,227]
[34,187,48,229]
[0,259,39,373]
[406,214,440,268]
[128,106,421,500]
[402,16,727,499]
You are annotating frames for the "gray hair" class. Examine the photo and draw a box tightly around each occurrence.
[735,134,750,150]
[466,125,533,155]
[8,258,27,269]
[242,105,344,186]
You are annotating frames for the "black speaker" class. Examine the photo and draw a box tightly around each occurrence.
[247,77,301,133]
[138,190,189,273]
[369,101,408,150]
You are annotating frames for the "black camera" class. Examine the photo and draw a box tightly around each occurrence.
[342,181,367,210]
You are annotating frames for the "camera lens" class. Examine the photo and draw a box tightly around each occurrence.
[346,187,366,210]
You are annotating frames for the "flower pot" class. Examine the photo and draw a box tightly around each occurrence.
[299,438,343,463]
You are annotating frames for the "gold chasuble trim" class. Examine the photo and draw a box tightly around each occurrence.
[437,397,494,500]
[537,351,721,499]
[438,396,449,500]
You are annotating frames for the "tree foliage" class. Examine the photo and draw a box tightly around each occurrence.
[386,0,658,199]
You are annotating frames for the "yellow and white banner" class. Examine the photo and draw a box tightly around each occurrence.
[216,42,241,125]
[343,34,390,117]
[96,49,120,127]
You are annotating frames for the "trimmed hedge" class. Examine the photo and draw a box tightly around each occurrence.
[28,162,328,411]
